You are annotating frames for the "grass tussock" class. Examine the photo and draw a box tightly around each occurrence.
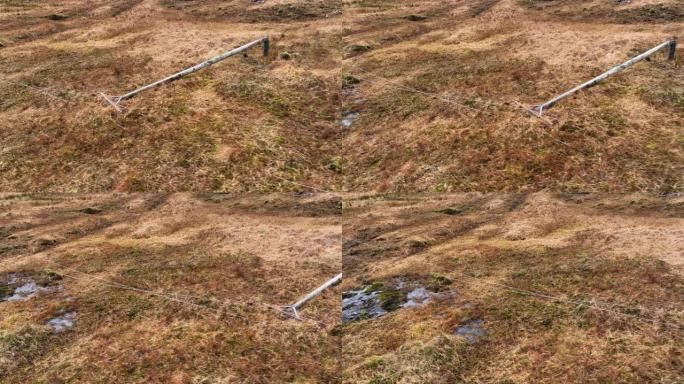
[0,193,341,383]
[0,0,342,192]
[341,0,684,192]
[341,193,684,383]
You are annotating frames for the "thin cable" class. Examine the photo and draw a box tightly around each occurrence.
[48,262,328,326]
[348,68,573,156]
[451,273,684,332]
[352,69,482,112]
[0,77,74,103]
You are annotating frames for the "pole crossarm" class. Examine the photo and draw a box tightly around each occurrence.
[284,273,342,320]
[101,36,270,111]
[528,38,677,117]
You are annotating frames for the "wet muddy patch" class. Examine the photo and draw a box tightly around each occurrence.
[4,280,41,302]
[342,288,388,323]
[1,272,63,302]
[47,311,76,332]
[341,111,360,128]
[342,276,454,323]
[454,318,487,343]
[402,286,432,308]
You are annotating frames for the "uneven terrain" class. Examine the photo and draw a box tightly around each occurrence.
[0,0,342,192]
[341,0,683,192]
[2,0,682,193]
[341,193,684,383]
[0,193,341,383]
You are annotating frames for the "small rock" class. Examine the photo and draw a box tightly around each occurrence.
[79,207,102,215]
[342,73,361,87]
[46,14,69,21]
[280,52,292,60]
[439,207,462,215]
[345,43,371,56]
[28,236,58,253]
[404,14,427,21]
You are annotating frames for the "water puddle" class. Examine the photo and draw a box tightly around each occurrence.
[47,312,76,332]
[343,278,452,323]
[342,289,387,323]
[402,287,432,308]
[1,274,61,302]
[5,281,40,302]
[341,112,360,128]
[454,319,487,343]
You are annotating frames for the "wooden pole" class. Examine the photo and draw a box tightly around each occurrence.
[529,39,676,117]
[668,38,677,61]
[263,37,270,58]
[102,37,270,110]
[285,273,342,319]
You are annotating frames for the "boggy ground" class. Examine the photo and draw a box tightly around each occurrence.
[341,0,683,192]
[0,193,341,383]
[0,0,342,192]
[341,192,684,383]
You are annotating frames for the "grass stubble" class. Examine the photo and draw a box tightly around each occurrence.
[0,192,342,383]
[341,0,683,192]
[341,192,683,383]
[0,0,343,192]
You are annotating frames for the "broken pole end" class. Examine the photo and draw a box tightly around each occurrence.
[100,92,122,112]
[282,305,301,321]
[526,105,543,118]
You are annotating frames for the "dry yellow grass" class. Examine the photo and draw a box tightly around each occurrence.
[2,1,684,382]
[341,0,683,192]
[0,193,342,383]
[0,0,342,192]
[2,0,682,193]
[341,192,684,383]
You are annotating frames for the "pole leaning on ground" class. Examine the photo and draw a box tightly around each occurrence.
[101,36,270,111]
[285,273,342,320]
[529,38,677,117]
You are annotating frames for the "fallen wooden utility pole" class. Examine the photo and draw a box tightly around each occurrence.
[101,36,270,111]
[528,38,677,117]
[284,273,342,320]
